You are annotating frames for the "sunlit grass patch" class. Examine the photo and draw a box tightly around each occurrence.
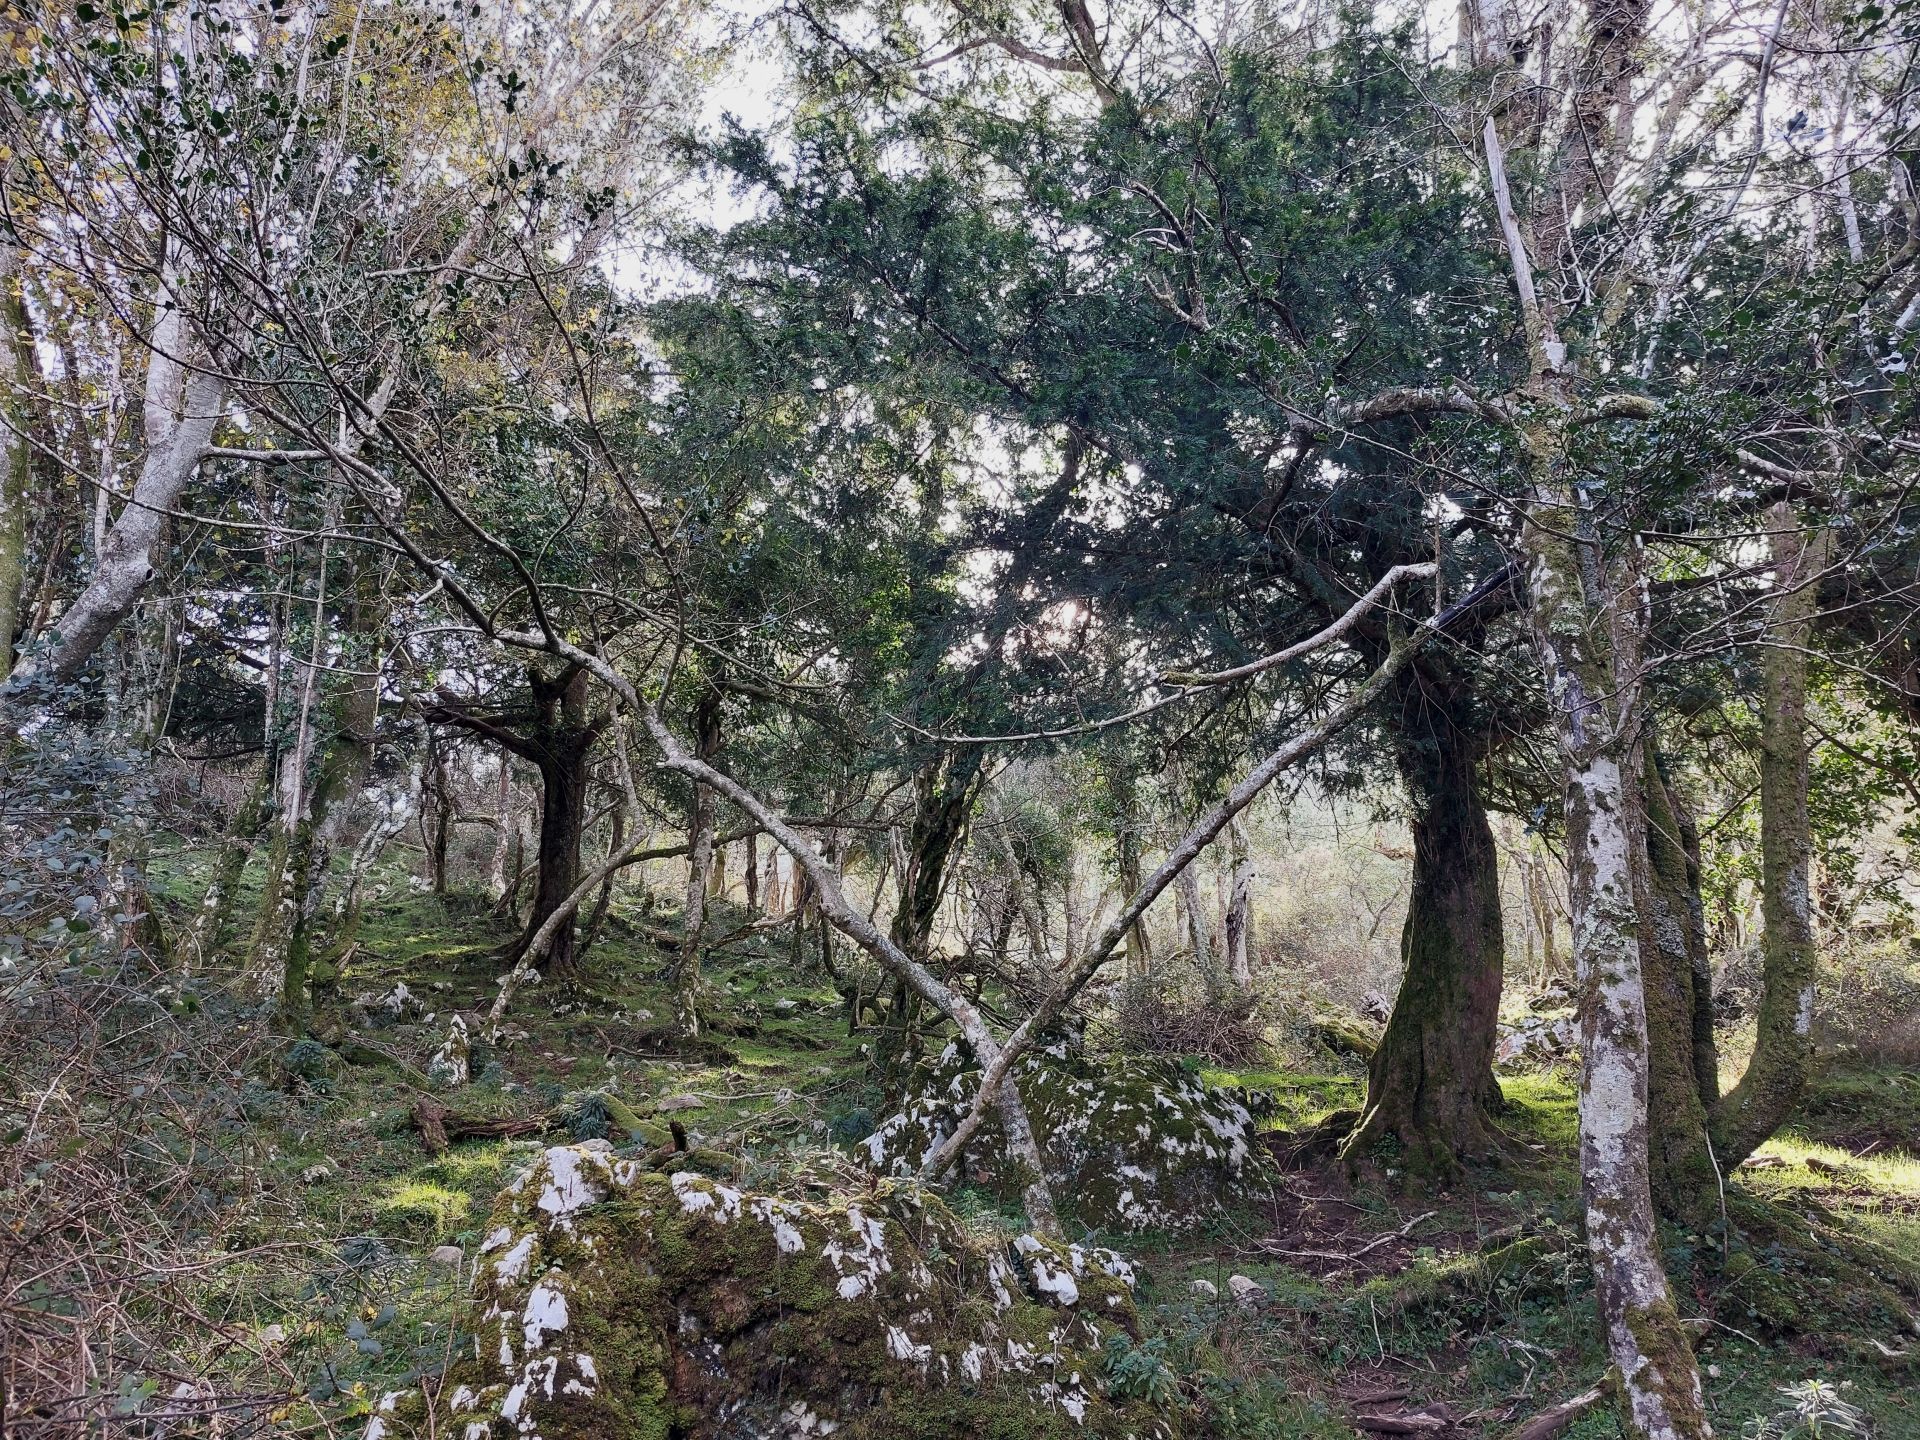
[371,1179,473,1243]
[1496,1071,1578,1147]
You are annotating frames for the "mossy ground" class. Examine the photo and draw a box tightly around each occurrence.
[162,857,1920,1438]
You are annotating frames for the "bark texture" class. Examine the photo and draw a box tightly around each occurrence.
[1712,504,1824,1167]
[1522,463,1708,1440]
[1638,751,1720,1218]
[0,227,30,675]
[672,685,722,1039]
[1344,692,1505,1174]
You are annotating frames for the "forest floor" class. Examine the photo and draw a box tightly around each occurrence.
[151,866,1920,1439]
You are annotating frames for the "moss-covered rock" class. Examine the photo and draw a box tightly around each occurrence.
[861,1041,1259,1233]
[366,1141,1174,1439]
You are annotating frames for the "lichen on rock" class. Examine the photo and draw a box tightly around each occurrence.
[366,1142,1174,1439]
[861,1040,1259,1233]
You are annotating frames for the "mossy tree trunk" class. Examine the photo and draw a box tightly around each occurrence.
[1712,503,1825,1166]
[1343,682,1505,1175]
[186,758,271,966]
[1224,817,1255,995]
[274,639,380,1033]
[879,748,986,1071]
[1637,750,1721,1219]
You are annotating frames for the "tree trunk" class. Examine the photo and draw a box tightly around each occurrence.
[326,762,423,982]
[427,662,605,976]
[3,263,226,703]
[186,758,271,966]
[879,749,985,1069]
[1224,818,1255,995]
[1638,750,1720,1219]
[744,831,759,910]
[672,685,721,1039]
[579,808,626,959]
[1712,504,1824,1166]
[1114,782,1151,981]
[526,730,590,978]
[1177,859,1216,992]
[1343,710,1505,1174]
[489,760,513,900]
[1525,847,1561,986]
[426,743,453,897]
[1522,448,1708,1440]
[0,223,31,676]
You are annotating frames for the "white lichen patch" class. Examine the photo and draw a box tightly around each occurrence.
[521,1276,569,1350]
[494,1232,537,1284]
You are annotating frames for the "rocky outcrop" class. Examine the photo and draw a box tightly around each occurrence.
[861,1041,1258,1233]
[365,1142,1175,1439]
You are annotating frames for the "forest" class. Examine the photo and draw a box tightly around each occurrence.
[1,0,1918,1436]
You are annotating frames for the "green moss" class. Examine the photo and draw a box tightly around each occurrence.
[391,1146,1168,1440]
[370,1180,471,1242]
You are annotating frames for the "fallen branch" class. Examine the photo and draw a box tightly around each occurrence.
[409,1097,545,1156]
[1354,1413,1449,1434]
[1503,1384,1607,1440]
[1254,1210,1437,1265]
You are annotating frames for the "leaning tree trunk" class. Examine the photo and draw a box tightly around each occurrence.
[1713,503,1824,1167]
[3,261,227,707]
[1522,438,1709,1440]
[1343,711,1505,1175]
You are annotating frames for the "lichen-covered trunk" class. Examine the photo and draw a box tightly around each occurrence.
[1114,781,1152,981]
[488,761,514,900]
[425,745,454,896]
[671,686,722,1039]
[1176,861,1218,995]
[0,225,31,676]
[3,266,226,704]
[1224,817,1254,995]
[276,678,378,1033]
[1522,464,1709,1440]
[1712,504,1823,1167]
[1344,716,1505,1174]
[1638,751,1720,1220]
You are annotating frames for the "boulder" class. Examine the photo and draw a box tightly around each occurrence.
[365,1143,1176,1439]
[1226,1275,1267,1310]
[1494,1011,1578,1070]
[861,1040,1258,1233]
